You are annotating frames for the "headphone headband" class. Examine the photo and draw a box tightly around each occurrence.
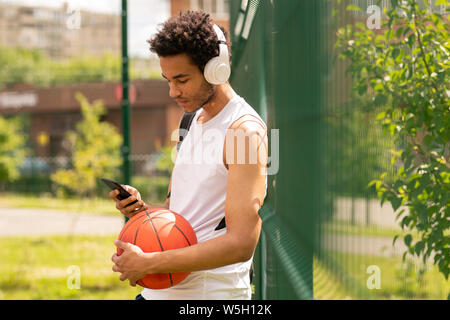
[213,24,226,43]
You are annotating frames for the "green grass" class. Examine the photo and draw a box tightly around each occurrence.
[1,192,447,300]
[1,234,448,300]
[322,220,421,239]
[313,251,450,300]
[0,192,118,216]
[0,235,141,299]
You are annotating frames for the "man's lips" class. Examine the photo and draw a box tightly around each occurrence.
[176,99,188,106]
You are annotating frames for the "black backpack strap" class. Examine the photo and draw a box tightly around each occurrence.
[214,217,226,231]
[177,111,197,152]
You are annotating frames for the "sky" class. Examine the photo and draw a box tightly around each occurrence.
[0,0,170,57]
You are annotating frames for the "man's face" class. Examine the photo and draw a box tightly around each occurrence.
[160,53,214,113]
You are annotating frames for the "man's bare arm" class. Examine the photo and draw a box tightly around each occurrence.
[135,121,267,273]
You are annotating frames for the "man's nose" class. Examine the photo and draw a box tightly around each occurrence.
[168,83,181,98]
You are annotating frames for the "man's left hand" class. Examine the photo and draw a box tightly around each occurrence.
[111,240,148,287]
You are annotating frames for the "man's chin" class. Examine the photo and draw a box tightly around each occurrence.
[182,106,192,113]
[182,104,201,113]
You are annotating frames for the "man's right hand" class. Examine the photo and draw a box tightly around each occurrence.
[109,185,149,219]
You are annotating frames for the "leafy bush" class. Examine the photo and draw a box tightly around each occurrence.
[335,0,449,279]
[51,93,122,198]
[0,116,28,186]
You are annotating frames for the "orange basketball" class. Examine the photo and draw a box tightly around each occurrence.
[117,208,197,289]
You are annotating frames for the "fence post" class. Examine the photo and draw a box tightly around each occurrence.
[121,0,131,223]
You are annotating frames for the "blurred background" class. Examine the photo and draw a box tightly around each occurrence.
[0,0,448,299]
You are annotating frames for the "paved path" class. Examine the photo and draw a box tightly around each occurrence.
[0,207,124,236]
[2,205,426,261]
[334,197,403,229]
[321,233,407,258]
[0,206,411,258]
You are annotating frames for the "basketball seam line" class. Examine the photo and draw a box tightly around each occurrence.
[133,219,149,245]
[173,224,192,246]
[168,273,174,288]
[150,216,193,246]
[119,212,146,239]
[149,218,173,287]
[148,218,164,251]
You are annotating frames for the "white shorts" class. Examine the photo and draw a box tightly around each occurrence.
[140,268,252,300]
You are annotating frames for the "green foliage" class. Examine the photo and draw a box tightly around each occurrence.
[0,46,161,89]
[326,99,396,198]
[155,146,176,175]
[132,175,171,204]
[47,53,121,86]
[0,116,29,184]
[0,47,120,88]
[51,93,122,198]
[0,47,51,89]
[336,0,449,279]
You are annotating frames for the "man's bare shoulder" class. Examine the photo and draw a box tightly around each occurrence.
[224,114,268,168]
[228,114,267,132]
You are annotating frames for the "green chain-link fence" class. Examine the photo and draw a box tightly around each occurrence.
[229,0,449,300]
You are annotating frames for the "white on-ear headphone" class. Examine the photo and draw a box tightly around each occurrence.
[203,24,231,85]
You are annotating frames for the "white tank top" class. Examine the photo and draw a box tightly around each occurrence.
[170,92,267,245]
[140,92,267,299]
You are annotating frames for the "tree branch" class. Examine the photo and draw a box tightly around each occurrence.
[412,3,440,95]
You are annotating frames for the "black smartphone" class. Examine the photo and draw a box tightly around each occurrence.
[101,177,138,207]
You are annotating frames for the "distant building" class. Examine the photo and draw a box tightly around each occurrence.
[0,81,181,166]
[0,2,121,59]
[170,0,230,31]
[0,0,234,174]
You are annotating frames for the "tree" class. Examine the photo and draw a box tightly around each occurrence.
[0,47,122,89]
[0,47,51,89]
[51,93,122,198]
[0,46,161,90]
[0,115,28,186]
[335,0,449,279]
[47,53,121,86]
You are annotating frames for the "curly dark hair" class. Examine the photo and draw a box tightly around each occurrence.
[147,10,231,73]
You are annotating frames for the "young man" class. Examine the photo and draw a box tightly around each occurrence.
[110,10,268,300]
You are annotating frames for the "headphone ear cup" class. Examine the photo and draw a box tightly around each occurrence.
[204,57,231,85]
[204,57,218,84]
[216,62,231,84]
